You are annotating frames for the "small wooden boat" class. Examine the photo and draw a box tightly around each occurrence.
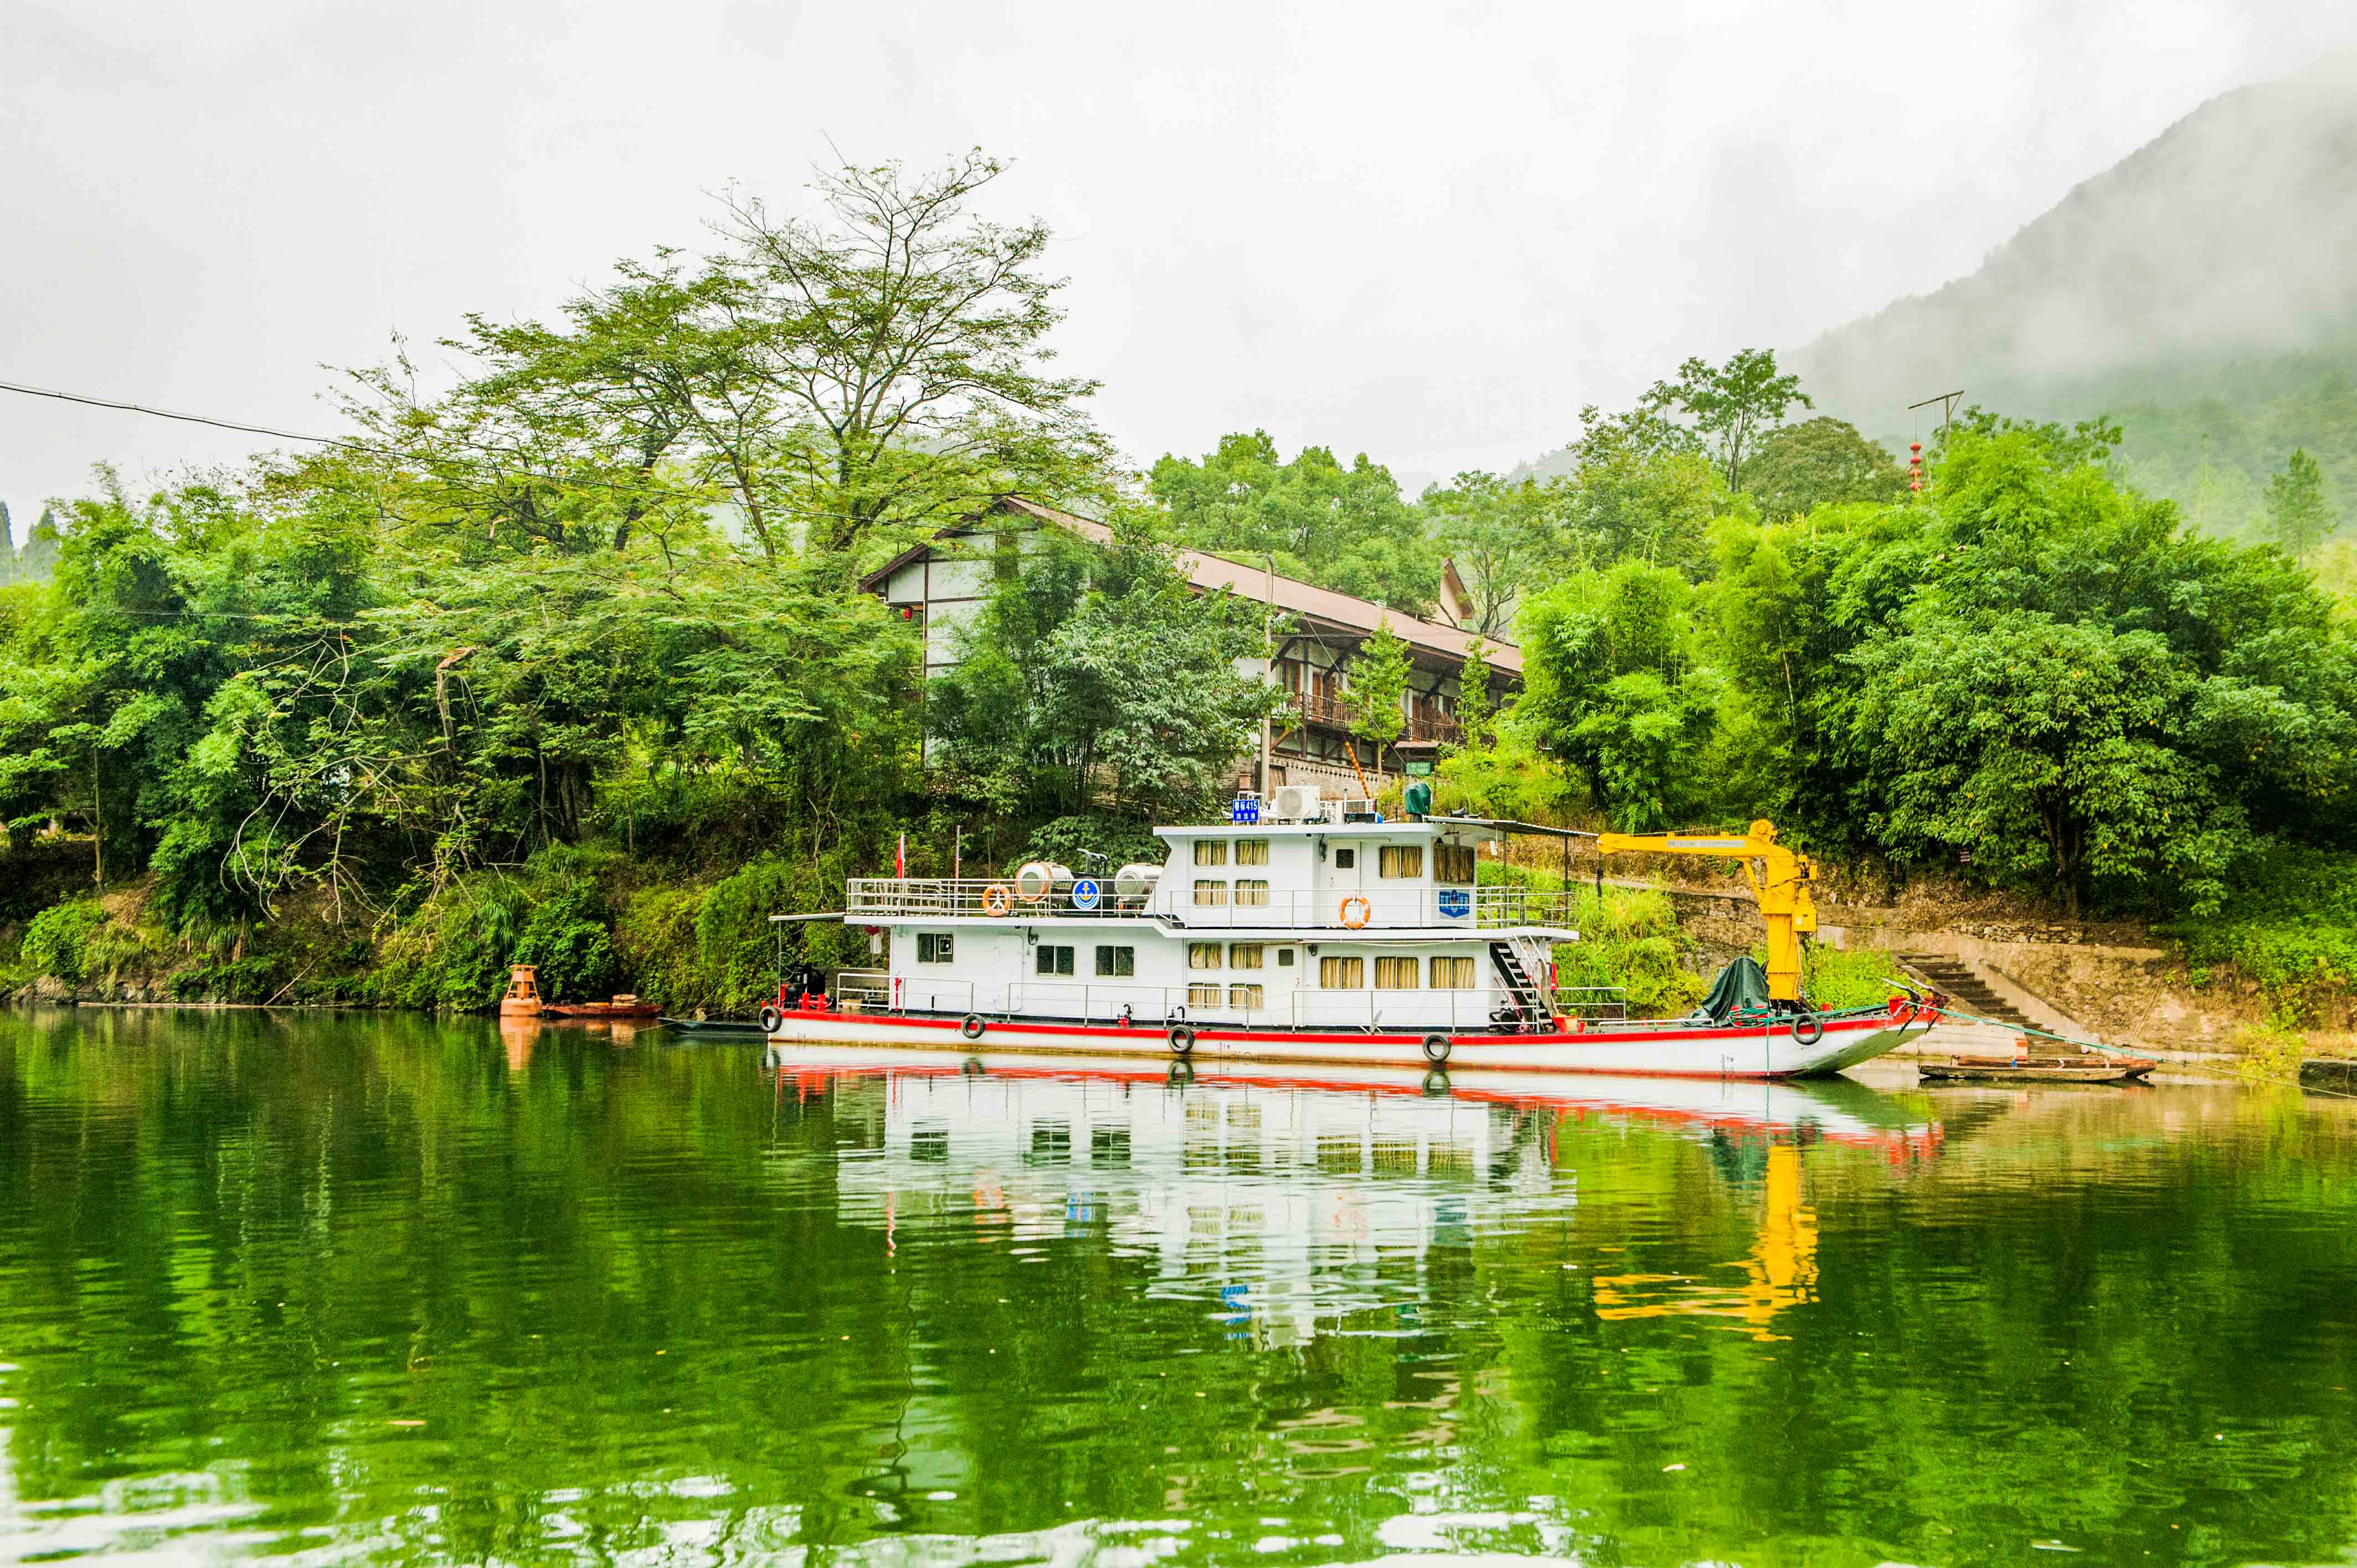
[1917,1043,2157,1084]
[541,993,662,1020]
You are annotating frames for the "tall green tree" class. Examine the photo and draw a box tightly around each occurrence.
[1739,417,1909,519]
[1346,620,1410,785]
[17,508,60,583]
[1455,636,1494,748]
[2266,447,2336,558]
[1642,348,1811,489]
[1419,471,1567,633]
[927,523,1280,822]
[1519,560,1722,830]
[1147,432,1439,616]
[345,153,1111,568]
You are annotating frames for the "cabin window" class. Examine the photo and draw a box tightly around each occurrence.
[1188,943,1223,970]
[1319,955,1364,988]
[1378,845,1424,879]
[1374,956,1421,989]
[1228,983,1264,1010]
[1035,945,1074,977]
[1333,848,1356,869]
[917,933,955,963]
[1435,842,1477,885]
[1188,982,1224,1008]
[1235,839,1269,865]
[1195,840,1228,866]
[1193,880,1228,906]
[1234,878,1269,907]
[1430,956,1478,989]
[1095,945,1134,977]
[1229,943,1264,970]
[1277,948,1295,967]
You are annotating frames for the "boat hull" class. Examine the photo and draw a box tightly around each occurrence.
[764,1007,1927,1080]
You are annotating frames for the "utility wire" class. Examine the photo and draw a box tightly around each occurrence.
[0,378,366,451]
[0,376,721,507]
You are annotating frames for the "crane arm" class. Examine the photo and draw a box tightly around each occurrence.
[1596,819,1819,1005]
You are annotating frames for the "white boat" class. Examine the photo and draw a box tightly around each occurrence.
[763,790,1935,1080]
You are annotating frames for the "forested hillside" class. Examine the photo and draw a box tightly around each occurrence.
[1793,70,2357,548]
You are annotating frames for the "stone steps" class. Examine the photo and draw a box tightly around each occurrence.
[1897,953,2040,1033]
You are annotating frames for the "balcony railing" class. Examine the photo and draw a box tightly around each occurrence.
[1284,694,1464,746]
[842,879,1582,931]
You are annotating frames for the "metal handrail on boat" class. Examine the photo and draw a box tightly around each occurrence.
[842,878,1581,931]
[821,969,1537,1033]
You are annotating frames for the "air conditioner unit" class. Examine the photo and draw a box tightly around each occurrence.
[1273,784,1321,821]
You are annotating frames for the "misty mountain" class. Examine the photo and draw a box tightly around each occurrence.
[1793,69,2357,532]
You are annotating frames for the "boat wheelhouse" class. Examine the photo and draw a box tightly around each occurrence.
[763,791,1937,1079]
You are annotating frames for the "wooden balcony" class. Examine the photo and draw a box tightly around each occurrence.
[1285,693,1464,746]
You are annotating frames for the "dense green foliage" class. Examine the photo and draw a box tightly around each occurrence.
[926,523,1282,823]
[0,157,1255,1011]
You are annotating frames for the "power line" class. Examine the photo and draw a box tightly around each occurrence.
[0,378,364,451]
[0,375,717,507]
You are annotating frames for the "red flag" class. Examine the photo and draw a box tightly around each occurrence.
[896,833,907,880]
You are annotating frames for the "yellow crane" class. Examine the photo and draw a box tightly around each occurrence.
[1595,819,1819,1004]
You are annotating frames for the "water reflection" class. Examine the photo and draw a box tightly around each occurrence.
[770,1049,1935,1349]
[5,1008,2357,1567]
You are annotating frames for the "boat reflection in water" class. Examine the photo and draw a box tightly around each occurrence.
[765,1046,1940,1347]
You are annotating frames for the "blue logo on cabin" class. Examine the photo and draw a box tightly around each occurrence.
[1230,795,1260,824]
[1071,879,1102,911]
[1437,890,1473,919]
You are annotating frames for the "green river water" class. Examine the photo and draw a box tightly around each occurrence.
[3,1006,2355,1565]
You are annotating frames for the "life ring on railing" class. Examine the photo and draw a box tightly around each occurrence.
[1167,1024,1195,1056]
[960,1013,986,1040]
[1792,1012,1824,1046]
[981,884,1014,916]
[1421,1033,1452,1065]
[1339,895,1372,929]
[759,1006,782,1033]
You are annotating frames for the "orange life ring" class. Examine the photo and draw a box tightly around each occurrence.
[1339,895,1372,929]
[981,884,1014,916]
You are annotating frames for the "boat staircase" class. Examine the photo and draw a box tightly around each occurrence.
[1489,937,1554,1027]
[1898,953,2037,1032]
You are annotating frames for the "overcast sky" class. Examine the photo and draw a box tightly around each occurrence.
[4,0,2354,527]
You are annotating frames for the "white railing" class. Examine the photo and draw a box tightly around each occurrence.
[841,878,1581,932]
[822,970,1524,1031]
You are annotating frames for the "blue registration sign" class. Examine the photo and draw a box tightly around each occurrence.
[1071,878,1102,911]
[1230,795,1260,824]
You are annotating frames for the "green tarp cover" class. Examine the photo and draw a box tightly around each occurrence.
[1698,956,1773,1024]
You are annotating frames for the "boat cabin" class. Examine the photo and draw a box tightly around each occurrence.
[835,792,1578,1033]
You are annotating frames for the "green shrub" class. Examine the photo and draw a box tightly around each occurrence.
[23,900,114,986]
[511,857,620,1003]
[1551,885,1708,1017]
[616,884,711,1011]
[2164,845,2357,1022]
[1800,942,1897,1012]
[374,879,529,1011]
[1020,815,1164,875]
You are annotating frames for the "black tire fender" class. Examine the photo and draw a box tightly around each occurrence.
[1168,1024,1195,1056]
[960,1013,986,1040]
[1422,1033,1452,1065]
[759,1006,782,1033]
[1792,1012,1824,1046]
